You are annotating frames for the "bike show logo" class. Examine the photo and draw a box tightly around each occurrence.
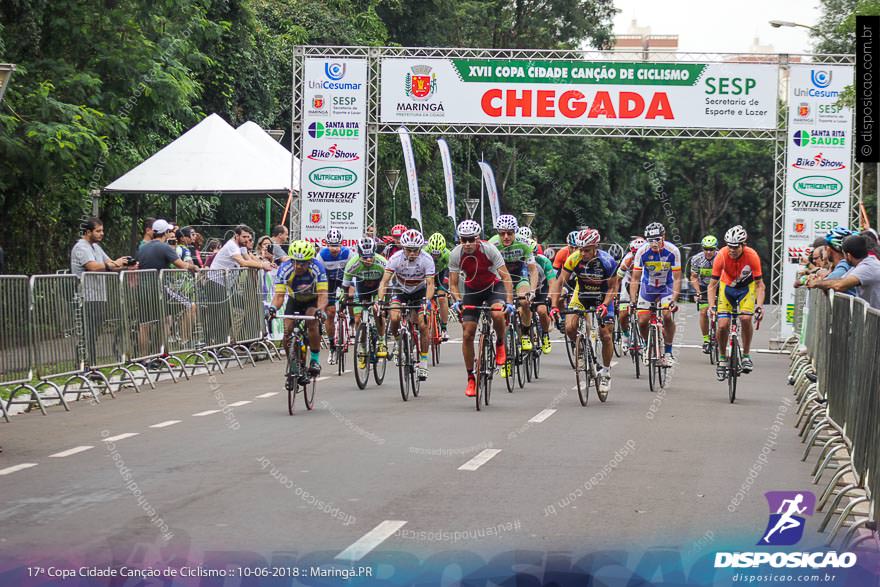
[792,129,846,148]
[307,121,360,139]
[307,143,360,162]
[792,153,845,170]
[787,246,811,263]
[792,175,842,198]
[715,490,857,569]
[308,166,358,189]
[397,64,445,116]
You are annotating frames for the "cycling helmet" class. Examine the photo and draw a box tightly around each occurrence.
[825,226,856,251]
[527,238,539,253]
[326,229,342,246]
[701,235,718,249]
[724,225,748,245]
[566,230,580,247]
[629,237,646,253]
[644,222,665,239]
[457,219,481,238]
[494,214,519,232]
[400,229,425,249]
[576,228,601,247]
[288,240,316,261]
[517,226,533,240]
[358,238,376,257]
[390,224,407,238]
[427,233,447,253]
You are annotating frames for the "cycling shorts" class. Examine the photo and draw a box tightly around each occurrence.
[717,282,756,316]
[460,282,507,323]
[284,297,318,316]
[637,292,673,312]
[568,295,615,325]
[390,287,428,307]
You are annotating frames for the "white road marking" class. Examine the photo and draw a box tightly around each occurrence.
[528,409,557,423]
[316,376,330,382]
[49,446,94,458]
[255,392,278,398]
[102,432,139,442]
[192,410,220,417]
[610,361,619,368]
[149,420,181,429]
[335,520,408,561]
[458,448,502,471]
[227,400,251,407]
[0,463,38,475]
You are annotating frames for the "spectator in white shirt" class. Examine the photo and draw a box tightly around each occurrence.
[210,225,274,271]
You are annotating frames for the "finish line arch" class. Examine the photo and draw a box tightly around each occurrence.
[291,46,859,338]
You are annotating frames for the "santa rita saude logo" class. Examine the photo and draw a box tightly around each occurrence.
[307,121,360,139]
[792,129,846,148]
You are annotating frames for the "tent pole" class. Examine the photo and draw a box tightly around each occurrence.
[265,196,271,236]
[171,195,178,223]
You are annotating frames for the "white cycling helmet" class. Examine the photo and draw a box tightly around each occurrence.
[566,230,580,247]
[400,228,425,248]
[516,226,533,240]
[326,229,342,246]
[494,214,519,232]
[576,228,601,247]
[644,222,665,239]
[457,219,481,238]
[724,225,748,245]
[629,237,646,252]
[357,237,376,257]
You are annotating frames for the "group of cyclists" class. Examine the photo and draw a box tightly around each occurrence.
[265,214,767,401]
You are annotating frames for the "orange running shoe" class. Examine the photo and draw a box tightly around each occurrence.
[495,341,506,366]
[465,374,477,397]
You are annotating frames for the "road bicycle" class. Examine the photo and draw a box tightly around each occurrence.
[503,295,531,391]
[563,308,604,405]
[627,315,642,379]
[329,299,351,375]
[611,295,626,358]
[388,302,426,402]
[427,293,444,366]
[460,304,506,411]
[274,314,318,415]
[349,301,388,390]
[717,305,761,404]
[643,300,669,393]
[527,299,550,381]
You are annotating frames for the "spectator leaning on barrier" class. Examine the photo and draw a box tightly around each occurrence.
[70,217,132,277]
[808,234,880,309]
[211,225,274,271]
[270,224,291,263]
[138,217,156,250]
[175,227,195,264]
[135,220,198,272]
[191,230,206,267]
[203,239,221,267]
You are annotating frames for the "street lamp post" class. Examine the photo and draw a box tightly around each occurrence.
[384,169,401,227]
[768,20,818,32]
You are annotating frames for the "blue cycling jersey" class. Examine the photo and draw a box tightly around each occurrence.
[317,247,352,284]
[632,241,682,295]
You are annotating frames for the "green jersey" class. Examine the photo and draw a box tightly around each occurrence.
[488,234,535,279]
[426,247,451,273]
[342,253,387,290]
[534,254,557,286]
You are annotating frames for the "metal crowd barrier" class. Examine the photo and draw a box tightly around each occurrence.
[788,290,879,550]
[1,268,277,420]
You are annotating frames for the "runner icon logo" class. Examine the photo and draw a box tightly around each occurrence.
[758,491,815,546]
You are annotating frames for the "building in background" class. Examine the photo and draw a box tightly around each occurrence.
[612,20,678,59]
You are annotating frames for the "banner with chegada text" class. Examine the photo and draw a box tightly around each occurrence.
[381,59,777,128]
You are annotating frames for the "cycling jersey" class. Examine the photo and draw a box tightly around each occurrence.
[534,254,557,286]
[342,253,387,293]
[616,251,635,287]
[449,241,505,292]
[563,249,617,298]
[689,251,716,289]
[552,246,574,271]
[385,250,435,294]
[317,246,352,286]
[381,243,403,259]
[633,241,682,295]
[488,235,535,281]
[274,258,328,301]
[428,248,451,273]
[711,246,762,287]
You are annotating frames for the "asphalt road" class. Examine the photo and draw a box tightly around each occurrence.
[0,306,852,576]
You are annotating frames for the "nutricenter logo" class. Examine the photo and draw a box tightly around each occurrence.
[308,167,357,189]
[793,175,842,198]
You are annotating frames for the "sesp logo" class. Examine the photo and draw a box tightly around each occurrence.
[325,62,346,81]
[759,491,815,546]
[811,70,832,88]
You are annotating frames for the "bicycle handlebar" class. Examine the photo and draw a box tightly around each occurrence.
[275,314,319,321]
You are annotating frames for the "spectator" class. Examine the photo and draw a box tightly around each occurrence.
[191,231,206,267]
[210,225,274,271]
[175,227,195,264]
[809,234,880,309]
[71,217,131,277]
[203,238,222,267]
[135,220,198,272]
[270,224,290,263]
[257,235,275,263]
[862,228,880,258]
[138,217,156,250]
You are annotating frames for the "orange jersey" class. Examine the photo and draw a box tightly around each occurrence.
[552,246,573,271]
[711,245,762,286]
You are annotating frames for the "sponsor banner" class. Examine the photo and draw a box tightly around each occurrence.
[380,58,778,128]
[478,162,501,224]
[398,126,423,231]
[301,58,367,245]
[437,138,457,226]
[781,64,854,336]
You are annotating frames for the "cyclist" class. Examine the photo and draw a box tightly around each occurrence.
[488,214,539,368]
[689,235,718,354]
[707,225,765,379]
[381,224,408,259]
[267,240,328,379]
[426,232,451,341]
[550,228,619,394]
[527,237,557,353]
[629,222,681,367]
[517,226,542,254]
[448,219,515,397]
[616,236,645,351]
[376,229,435,381]
[318,229,353,364]
[342,238,388,358]
[552,230,581,272]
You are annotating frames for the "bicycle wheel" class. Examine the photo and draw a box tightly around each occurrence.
[728,336,739,403]
[565,330,577,368]
[629,325,641,379]
[505,325,516,393]
[531,321,541,380]
[410,326,421,398]
[586,340,605,403]
[484,329,494,407]
[398,330,411,401]
[574,335,589,406]
[373,331,388,386]
[475,331,485,411]
[647,327,658,393]
[430,311,440,366]
[353,323,370,389]
[286,342,298,416]
[612,317,624,357]
[302,375,317,410]
[515,327,526,389]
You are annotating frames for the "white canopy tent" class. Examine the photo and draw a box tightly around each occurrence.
[236,120,301,190]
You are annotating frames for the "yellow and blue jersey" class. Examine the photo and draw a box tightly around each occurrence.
[274,257,328,300]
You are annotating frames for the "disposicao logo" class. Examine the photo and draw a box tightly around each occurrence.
[759,491,814,546]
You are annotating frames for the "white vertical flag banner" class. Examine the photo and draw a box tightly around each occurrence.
[398,126,423,231]
[437,138,456,226]
[478,161,501,224]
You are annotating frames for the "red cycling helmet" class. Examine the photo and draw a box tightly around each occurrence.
[390,224,407,238]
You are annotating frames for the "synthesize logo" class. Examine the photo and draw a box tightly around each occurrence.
[325,62,346,81]
[811,70,832,89]
[759,491,815,546]
[405,65,437,100]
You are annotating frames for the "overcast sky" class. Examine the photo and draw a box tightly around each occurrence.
[612,0,822,54]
